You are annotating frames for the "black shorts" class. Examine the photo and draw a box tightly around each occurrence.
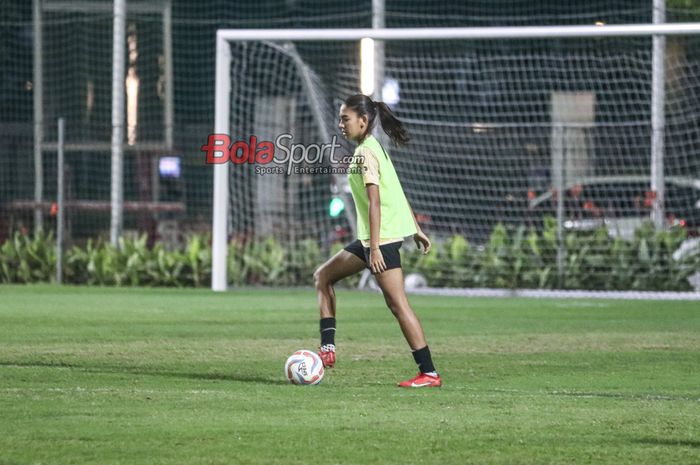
[344,239,403,272]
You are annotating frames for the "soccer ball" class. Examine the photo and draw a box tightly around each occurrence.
[284,349,324,385]
[404,272,428,290]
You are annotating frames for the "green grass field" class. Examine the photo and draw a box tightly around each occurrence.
[0,285,699,465]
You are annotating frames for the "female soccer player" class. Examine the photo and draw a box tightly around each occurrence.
[313,94,441,388]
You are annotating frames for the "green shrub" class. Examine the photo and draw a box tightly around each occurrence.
[1,222,698,290]
[0,229,55,283]
[401,218,699,292]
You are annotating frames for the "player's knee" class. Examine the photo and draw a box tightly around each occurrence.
[385,293,411,318]
[384,295,400,316]
[313,267,327,291]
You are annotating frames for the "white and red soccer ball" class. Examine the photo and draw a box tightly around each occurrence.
[284,349,324,385]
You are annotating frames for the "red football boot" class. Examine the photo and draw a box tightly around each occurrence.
[397,372,442,388]
[318,344,335,368]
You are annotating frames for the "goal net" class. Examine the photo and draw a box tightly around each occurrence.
[212,25,700,293]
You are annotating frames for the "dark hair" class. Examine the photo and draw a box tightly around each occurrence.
[343,94,409,146]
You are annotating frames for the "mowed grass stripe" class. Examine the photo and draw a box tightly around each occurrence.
[0,285,698,465]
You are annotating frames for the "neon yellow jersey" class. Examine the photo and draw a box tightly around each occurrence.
[348,135,417,241]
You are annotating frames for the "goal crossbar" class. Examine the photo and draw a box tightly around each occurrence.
[217,23,700,42]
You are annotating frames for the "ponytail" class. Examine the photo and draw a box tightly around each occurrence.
[375,101,409,147]
[343,94,410,147]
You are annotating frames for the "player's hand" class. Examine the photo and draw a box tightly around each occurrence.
[414,230,432,255]
[369,247,386,274]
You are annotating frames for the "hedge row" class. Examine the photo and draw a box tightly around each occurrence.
[1,219,698,291]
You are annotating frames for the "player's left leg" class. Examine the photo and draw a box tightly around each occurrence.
[374,268,441,388]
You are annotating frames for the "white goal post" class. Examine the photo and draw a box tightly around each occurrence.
[212,23,700,292]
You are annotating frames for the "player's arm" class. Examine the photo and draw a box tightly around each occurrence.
[359,147,381,248]
[367,184,381,250]
[360,146,386,273]
[367,184,386,274]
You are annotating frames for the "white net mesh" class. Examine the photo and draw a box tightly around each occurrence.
[1,2,177,243]
[221,33,700,289]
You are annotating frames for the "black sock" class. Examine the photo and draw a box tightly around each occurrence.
[412,346,436,374]
[320,317,336,347]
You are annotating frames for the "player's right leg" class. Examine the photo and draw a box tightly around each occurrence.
[313,243,367,367]
[374,265,441,388]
